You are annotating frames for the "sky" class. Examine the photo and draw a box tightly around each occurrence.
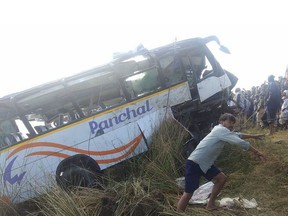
[0,0,287,97]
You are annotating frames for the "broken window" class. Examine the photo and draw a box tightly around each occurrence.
[66,71,125,116]
[123,67,162,99]
[0,115,29,148]
[158,54,186,86]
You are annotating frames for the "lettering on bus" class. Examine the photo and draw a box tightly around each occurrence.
[89,100,153,134]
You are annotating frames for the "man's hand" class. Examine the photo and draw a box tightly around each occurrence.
[254,151,266,161]
[254,134,265,140]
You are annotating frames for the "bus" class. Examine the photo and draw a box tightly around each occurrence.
[0,36,237,203]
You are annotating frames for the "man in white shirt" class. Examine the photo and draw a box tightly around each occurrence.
[177,113,266,212]
[279,90,288,127]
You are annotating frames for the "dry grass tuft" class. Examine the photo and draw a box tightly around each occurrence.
[0,200,20,216]
[2,119,288,215]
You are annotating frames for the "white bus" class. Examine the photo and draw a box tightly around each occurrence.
[0,36,237,203]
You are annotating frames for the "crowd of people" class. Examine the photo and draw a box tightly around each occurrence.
[228,74,288,135]
[176,74,284,212]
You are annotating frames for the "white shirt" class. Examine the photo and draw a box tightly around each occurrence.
[188,124,250,173]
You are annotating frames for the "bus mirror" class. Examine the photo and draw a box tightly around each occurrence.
[219,45,230,54]
[202,35,230,54]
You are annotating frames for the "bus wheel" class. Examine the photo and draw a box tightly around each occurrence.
[182,130,201,158]
[55,154,103,191]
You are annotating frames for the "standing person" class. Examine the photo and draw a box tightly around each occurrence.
[265,75,281,135]
[176,113,265,212]
[278,90,288,128]
[253,94,260,125]
[256,93,265,128]
[233,88,245,126]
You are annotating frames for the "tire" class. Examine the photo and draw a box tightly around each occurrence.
[182,137,198,159]
[56,154,103,191]
[182,127,202,159]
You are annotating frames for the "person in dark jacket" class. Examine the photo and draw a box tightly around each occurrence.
[265,75,281,135]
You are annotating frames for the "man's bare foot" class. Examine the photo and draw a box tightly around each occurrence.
[206,205,219,211]
[207,206,230,211]
[266,133,274,136]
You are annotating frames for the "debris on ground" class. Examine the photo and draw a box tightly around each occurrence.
[219,197,258,209]
[176,178,258,209]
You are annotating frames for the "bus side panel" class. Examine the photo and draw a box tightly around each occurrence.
[88,121,149,170]
[0,82,192,203]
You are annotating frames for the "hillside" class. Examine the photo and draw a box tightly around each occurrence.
[1,120,288,216]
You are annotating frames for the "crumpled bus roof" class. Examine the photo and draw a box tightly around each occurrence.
[0,35,228,101]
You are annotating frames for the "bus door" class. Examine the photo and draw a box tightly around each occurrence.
[180,48,232,102]
[196,71,231,102]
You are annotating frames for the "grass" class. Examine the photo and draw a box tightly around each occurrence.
[1,118,288,215]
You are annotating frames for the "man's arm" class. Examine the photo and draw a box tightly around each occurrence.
[247,145,266,161]
[240,134,265,139]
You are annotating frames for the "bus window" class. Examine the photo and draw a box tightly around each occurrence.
[180,51,206,80]
[65,83,105,116]
[14,84,81,133]
[199,56,214,79]
[158,54,186,86]
[181,55,195,86]
[179,50,210,99]
[113,60,138,77]
[0,118,28,148]
[99,81,126,109]
[66,71,126,116]
[180,49,215,82]
[0,104,29,146]
[43,101,82,129]
[0,119,15,148]
[23,112,48,133]
[123,67,162,99]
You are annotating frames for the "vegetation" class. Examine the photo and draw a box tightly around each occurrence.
[1,119,288,215]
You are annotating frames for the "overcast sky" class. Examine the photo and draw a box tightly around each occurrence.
[0,0,287,97]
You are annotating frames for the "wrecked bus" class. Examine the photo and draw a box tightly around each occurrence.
[0,36,237,203]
